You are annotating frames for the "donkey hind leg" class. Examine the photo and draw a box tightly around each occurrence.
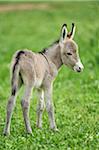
[45,88,58,131]
[21,85,33,134]
[36,89,45,128]
[3,85,19,135]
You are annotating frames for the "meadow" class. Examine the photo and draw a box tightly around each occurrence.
[0,2,99,150]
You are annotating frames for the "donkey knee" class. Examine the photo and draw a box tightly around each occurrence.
[37,103,44,114]
[7,97,15,111]
[21,100,29,110]
[8,99,14,107]
[46,103,53,113]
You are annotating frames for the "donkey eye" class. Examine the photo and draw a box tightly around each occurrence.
[67,52,72,56]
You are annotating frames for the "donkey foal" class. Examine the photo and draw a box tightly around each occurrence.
[4,23,84,135]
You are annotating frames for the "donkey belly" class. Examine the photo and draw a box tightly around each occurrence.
[34,66,45,88]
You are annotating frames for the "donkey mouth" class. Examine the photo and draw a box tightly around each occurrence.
[76,69,81,72]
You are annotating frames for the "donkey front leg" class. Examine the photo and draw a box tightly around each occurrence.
[44,85,58,131]
[21,85,32,134]
[36,89,45,128]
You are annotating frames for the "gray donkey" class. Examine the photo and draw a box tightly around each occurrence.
[4,23,84,135]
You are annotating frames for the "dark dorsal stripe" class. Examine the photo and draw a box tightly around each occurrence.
[39,52,49,65]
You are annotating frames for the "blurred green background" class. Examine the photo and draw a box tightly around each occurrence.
[0,2,99,150]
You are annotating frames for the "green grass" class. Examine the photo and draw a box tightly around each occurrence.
[0,2,99,150]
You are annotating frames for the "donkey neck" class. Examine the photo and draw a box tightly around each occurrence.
[44,41,63,70]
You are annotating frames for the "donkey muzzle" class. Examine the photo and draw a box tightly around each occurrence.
[73,60,84,73]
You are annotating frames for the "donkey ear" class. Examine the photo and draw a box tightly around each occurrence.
[69,23,76,39]
[60,24,68,43]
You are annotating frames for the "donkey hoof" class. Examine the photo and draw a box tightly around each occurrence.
[27,131,32,134]
[36,124,42,129]
[27,131,32,135]
[3,131,10,136]
[27,128,32,134]
[53,128,59,132]
[51,127,59,132]
[26,127,32,134]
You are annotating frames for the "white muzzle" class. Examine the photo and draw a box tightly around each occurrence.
[73,60,84,72]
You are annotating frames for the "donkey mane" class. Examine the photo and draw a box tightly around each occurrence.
[40,39,59,54]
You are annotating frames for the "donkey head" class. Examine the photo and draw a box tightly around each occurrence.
[59,23,84,72]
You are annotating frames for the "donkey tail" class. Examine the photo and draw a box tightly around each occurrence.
[11,50,25,96]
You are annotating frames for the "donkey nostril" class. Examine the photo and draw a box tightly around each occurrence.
[77,67,81,72]
[79,67,81,70]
